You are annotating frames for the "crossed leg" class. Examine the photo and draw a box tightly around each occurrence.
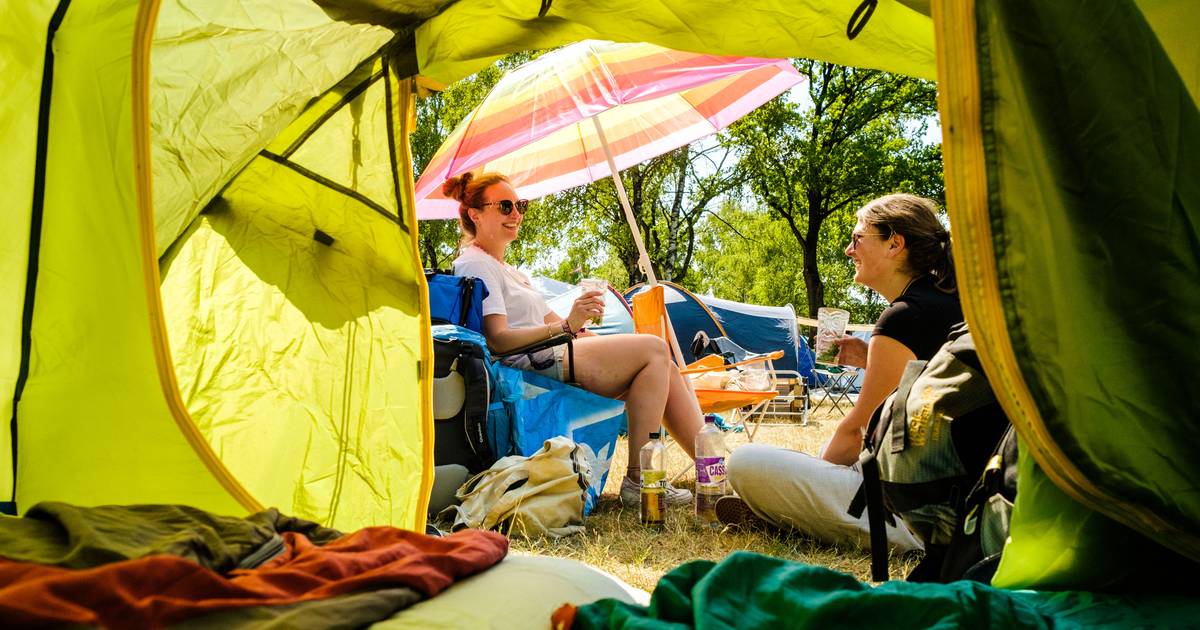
[562,334,703,480]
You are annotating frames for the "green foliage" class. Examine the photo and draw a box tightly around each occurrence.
[723,59,942,316]
[523,144,744,288]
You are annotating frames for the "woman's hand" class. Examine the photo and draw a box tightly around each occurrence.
[833,335,868,368]
[566,290,605,333]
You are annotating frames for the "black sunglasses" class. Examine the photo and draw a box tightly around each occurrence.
[477,199,530,216]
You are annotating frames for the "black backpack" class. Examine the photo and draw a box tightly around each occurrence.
[850,323,1014,582]
[432,335,495,473]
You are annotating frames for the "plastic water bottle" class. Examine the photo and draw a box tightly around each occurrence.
[640,432,667,528]
[694,414,726,527]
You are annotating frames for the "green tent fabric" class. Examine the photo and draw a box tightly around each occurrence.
[936,0,1200,579]
[568,552,1200,628]
[3,0,1198,593]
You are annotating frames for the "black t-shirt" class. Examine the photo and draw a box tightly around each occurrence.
[873,275,964,361]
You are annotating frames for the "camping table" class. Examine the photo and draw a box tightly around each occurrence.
[810,366,860,416]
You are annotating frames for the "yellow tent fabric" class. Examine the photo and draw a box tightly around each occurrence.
[160,55,431,530]
[2,0,432,531]
[414,0,937,86]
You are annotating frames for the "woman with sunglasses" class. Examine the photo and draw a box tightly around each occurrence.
[719,193,962,552]
[446,172,702,508]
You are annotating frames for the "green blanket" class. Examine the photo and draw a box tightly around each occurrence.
[0,502,342,572]
[572,552,1200,629]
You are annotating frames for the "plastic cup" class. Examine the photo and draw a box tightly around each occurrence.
[813,307,850,365]
[578,278,607,326]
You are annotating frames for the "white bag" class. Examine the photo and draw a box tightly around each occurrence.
[437,435,593,538]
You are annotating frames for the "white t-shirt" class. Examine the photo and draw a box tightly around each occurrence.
[453,245,551,329]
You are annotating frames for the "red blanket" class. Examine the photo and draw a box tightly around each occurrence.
[0,527,507,628]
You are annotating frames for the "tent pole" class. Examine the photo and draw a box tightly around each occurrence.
[592,117,691,374]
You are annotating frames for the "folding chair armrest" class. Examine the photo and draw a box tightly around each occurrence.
[491,332,574,359]
[491,332,578,385]
[679,350,785,375]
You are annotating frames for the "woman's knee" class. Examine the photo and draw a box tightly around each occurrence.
[635,335,671,366]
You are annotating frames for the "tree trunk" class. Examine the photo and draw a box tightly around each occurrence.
[802,214,824,316]
[420,234,439,271]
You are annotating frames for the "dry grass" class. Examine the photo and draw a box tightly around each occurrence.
[509,407,923,592]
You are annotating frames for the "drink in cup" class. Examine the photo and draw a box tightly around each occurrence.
[814,307,850,365]
[578,277,607,326]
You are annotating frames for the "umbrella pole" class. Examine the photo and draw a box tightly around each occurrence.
[591,117,692,377]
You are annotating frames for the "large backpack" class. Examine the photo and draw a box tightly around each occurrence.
[850,323,1013,582]
[432,326,496,473]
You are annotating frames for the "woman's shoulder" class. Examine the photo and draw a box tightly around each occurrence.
[877,279,959,328]
[453,245,494,271]
[893,276,960,314]
[453,244,481,262]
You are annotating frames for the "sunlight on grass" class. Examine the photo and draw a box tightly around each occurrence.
[508,408,923,592]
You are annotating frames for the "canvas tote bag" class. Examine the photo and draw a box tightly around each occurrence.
[438,436,593,538]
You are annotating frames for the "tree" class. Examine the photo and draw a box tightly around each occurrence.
[724,59,942,316]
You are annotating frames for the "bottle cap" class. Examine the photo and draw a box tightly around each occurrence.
[649,431,661,439]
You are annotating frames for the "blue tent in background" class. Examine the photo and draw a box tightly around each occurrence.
[529,275,574,300]
[699,293,814,382]
[625,282,813,383]
[532,276,635,336]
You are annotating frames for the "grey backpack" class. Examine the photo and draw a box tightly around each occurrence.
[850,323,1013,582]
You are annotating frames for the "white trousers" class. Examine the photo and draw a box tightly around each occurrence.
[727,443,924,552]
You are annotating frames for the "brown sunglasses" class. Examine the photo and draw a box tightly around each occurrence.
[476,199,530,215]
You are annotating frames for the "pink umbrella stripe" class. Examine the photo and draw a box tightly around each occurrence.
[499,113,716,188]
[414,40,804,221]
[433,58,795,172]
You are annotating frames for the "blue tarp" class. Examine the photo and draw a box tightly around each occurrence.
[491,366,625,515]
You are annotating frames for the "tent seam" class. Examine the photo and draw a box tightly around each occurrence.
[259,151,401,224]
[383,55,410,234]
[281,65,386,159]
[6,0,74,514]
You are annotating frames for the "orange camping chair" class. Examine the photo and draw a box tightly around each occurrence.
[630,286,783,442]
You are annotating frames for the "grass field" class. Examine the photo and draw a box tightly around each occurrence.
[508,407,923,592]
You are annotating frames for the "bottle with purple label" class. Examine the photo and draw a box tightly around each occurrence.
[694,414,727,528]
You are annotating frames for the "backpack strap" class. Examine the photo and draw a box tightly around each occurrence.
[848,358,928,582]
[860,444,891,582]
[890,360,927,454]
[460,351,494,470]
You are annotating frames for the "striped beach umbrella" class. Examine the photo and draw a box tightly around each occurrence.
[414,40,803,244]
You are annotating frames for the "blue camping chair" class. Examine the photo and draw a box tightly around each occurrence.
[430,272,627,514]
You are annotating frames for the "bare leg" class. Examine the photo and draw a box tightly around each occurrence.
[562,334,700,478]
[661,365,703,459]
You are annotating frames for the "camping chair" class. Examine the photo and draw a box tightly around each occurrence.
[809,364,860,416]
[630,286,784,443]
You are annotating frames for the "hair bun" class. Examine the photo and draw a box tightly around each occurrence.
[442,172,474,202]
